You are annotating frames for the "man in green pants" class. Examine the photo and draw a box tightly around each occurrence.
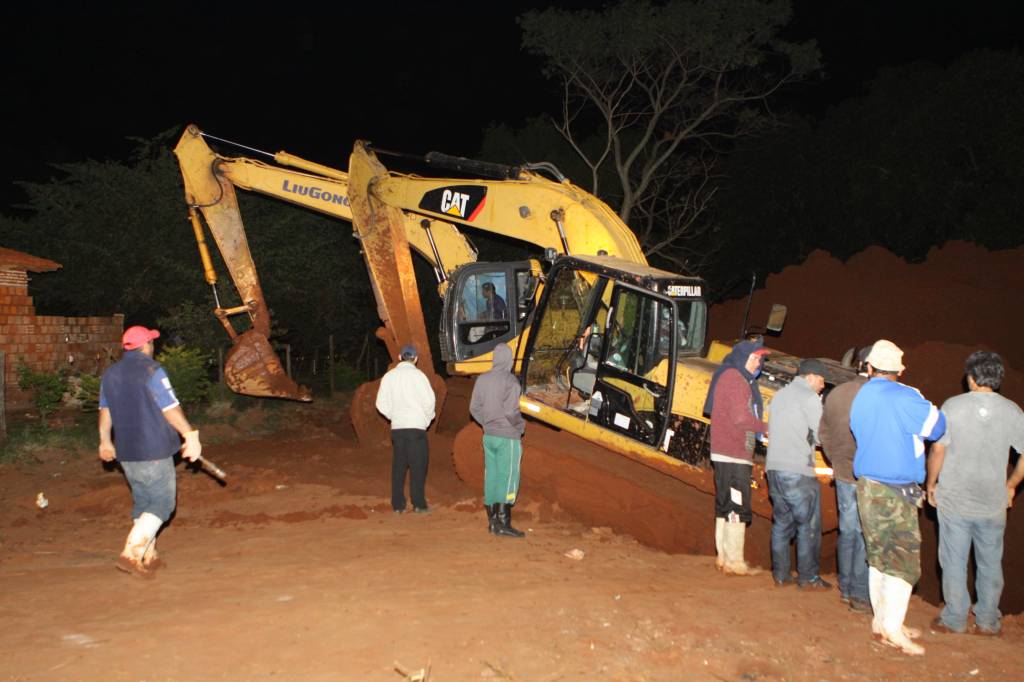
[470,343,526,537]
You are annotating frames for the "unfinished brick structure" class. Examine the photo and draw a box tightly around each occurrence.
[0,247,123,412]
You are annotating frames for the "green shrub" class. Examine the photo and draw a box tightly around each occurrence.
[156,346,212,407]
[66,373,101,411]
[0,418,95,463]
[17,363,68,427]
[331,361,366,391]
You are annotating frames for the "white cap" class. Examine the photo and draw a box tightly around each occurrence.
[866,339,905,372]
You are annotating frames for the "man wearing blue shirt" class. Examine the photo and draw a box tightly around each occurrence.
[851,340,946,656]
[98,326,202,577]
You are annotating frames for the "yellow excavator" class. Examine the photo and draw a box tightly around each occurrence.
[174,124,850,527]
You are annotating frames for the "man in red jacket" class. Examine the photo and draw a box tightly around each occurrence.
[704,338,770,575]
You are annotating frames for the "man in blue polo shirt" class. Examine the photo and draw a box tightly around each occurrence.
[98,325,202,577]
[851,339,945,656]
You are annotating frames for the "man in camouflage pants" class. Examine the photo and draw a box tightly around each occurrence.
[851,340,946,655]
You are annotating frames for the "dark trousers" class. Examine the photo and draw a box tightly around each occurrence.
[391,428,429,511]
[713,460,753,524]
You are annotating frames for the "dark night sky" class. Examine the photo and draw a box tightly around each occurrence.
[2,1,1022,210]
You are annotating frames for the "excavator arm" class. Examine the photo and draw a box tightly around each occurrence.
[174,125,479,401]
[174,124,652,404]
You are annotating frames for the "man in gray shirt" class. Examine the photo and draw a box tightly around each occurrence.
[926,351,1024,635]
[766,358,829,589]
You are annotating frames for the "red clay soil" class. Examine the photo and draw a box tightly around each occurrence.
[2,401,1021,681]
[708,241,1024,614]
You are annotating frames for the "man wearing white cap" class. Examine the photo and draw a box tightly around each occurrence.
[850,339,946,655]
[375,344,436,514]
[98,325,202,577]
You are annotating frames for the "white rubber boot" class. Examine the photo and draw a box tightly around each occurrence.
[869,566,885,635]
[116,512,162,577]
[880,574,924,656]
[714,517,726,571]
[142,537,163,570]
[722,521,763,576]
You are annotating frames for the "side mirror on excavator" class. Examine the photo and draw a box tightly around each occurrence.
[742,302,788,339]
[765,303,788,334]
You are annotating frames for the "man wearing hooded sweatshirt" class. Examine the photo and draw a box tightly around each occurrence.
[470,343,527,537]
[98,325,202,577]
[703,338,769,575]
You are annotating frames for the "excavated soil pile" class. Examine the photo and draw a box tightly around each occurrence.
[708,240,1024,612]
[708,241,1024,406]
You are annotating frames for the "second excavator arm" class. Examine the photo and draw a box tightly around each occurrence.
[174,123,652,403]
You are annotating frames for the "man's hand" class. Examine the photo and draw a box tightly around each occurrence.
[182,430,202,462]
[927,483,937,507]
[1008,483,1017,509]
[98,444,116,462]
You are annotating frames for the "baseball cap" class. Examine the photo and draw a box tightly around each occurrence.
[797,358,828,378]
[400,344,418,359]
[122,325,160,350]
[866,339,905,372]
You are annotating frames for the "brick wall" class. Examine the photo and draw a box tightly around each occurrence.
[0,283,123,411]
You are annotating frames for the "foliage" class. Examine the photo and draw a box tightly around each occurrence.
[0,127,204,321]
[65,373,101,412]
[519,0,820,273]
[157,300,229,360]
[17,363,68,427]
[714,48,1024,298]
[0,128,381,371]
[0,418,96,464]
[331,361,366,391]
[156,346,211,407]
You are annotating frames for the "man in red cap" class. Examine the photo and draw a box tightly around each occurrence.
[98,325,202,576]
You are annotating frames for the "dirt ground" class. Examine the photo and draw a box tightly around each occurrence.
[2,397,1021,682]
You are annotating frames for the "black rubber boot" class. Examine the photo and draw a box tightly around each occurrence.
[487,504,500,534]
[494,503,525,538]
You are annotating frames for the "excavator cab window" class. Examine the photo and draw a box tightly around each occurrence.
[587,285,674,446]
[440,261,536,363]
[521,260,677,449]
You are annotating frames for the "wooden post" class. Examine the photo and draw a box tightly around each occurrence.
[328,335,335,398]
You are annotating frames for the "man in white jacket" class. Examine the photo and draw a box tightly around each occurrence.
[375,344,436,513]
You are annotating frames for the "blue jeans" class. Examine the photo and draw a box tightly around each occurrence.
[937,507,1006,633]
[120,458,177,522]
[836,479,869,601]
[767,470,822,584]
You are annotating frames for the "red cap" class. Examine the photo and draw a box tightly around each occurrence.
[752,348,772,356]
[122,325,160,350]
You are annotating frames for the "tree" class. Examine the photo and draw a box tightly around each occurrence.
[715,48,1024,297]
[519,0,819,272]
[0,129,380,368]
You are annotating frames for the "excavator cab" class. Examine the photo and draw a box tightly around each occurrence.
[439,261,539,366]
[521,255,706,449]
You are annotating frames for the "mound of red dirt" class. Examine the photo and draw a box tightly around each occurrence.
[708,241,1024,406]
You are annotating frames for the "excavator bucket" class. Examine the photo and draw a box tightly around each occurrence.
[224,329,312,401]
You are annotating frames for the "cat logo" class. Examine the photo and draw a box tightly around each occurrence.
[418,185,487,222]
